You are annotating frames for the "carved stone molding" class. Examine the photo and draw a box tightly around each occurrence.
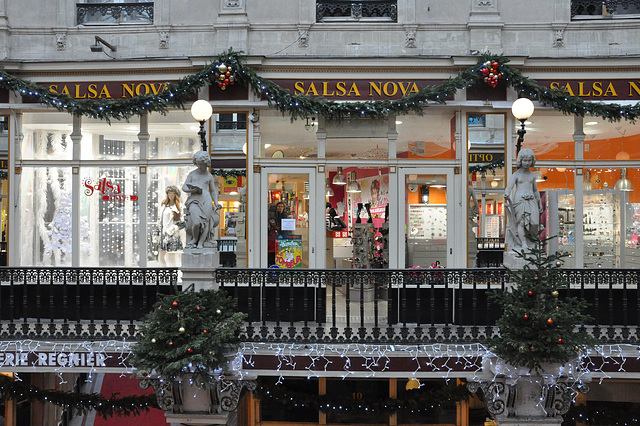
[298,28,309,48]
[404,26,417,48]
[141,377,257,415]
[467,358,590,424]
[553,29,565,48]
[159,31,169,49]
[55,33,67,51]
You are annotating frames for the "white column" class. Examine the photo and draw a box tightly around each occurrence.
[573,116,585,269]
[70,114,82,267]
[8,111,21,266]
[138,114,149,267]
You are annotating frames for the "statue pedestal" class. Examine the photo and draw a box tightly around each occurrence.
[503,250,529,270]
[468,357,589,425]
[181,248,220,291]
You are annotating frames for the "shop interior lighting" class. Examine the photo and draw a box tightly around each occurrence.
[333,167,347,185]
[325,178,334,197]
[420,185,430,203]
[346,171,361,193]
[615,168,634,191]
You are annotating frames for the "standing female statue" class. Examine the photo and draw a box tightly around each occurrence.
[182,151,221,249]
[504,148,543,250]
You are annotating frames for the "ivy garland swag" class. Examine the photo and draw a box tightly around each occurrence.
[256,378,471,415]
[0,374,156,419]
[2,48,640,123]
[129,284,247,387]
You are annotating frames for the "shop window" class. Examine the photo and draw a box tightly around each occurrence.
[317,0,398,22]
[583,117,640,161]
[148,111,200,159]
[147,165,198,267]
[212,113,247,153]
[267,173,310,268]
[80,167,140,267]
[397,112,456,160]
[405,174,448,268]
[259,110,317,159]
[521,111,575,161]
[19,167,73,266]
[326,118,389,160]
[21,113,73,161]
[77,0,154,25]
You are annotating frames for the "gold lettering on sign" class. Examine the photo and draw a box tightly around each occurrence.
[629,82,640,97]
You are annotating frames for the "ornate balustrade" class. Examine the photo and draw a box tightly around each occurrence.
[1,267,639,344]
[571,0,640,17]
[316,0,397,21]
[77,2,154,25]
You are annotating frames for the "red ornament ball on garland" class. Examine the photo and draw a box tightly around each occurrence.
[203,329,208,333]
[523,314,529,320]
[528,290,534,296]
[558,338,564,345]
[530,345,535,351]
[168,341,173,346]
[172,301,178,307]
[187,348,193,353]
[196,306,201,311]
[547,318,554,325]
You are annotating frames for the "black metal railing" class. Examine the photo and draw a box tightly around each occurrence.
[77,2,154,25]
[317,0,397,21]
[0,267,178,339]
[2,267,640,344]
[571,0,640,17]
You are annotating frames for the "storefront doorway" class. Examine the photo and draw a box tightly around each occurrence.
[399,168,455,268]
[261,168,316,268]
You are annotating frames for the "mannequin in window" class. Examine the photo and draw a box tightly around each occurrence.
[182,151,221,249]
[157,185,184,267]
[504,148,543,250]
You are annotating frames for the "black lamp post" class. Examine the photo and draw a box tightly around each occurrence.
[511,98,534,155]
[191,100,213,152]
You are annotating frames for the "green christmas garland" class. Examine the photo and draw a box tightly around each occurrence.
[256,378,470,415]
[0,374,156,419]
[2,48,640,124]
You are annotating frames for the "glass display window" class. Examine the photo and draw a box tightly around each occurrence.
[19,166,73,266]
[147,165,197,267]
[397,111,456,159]
[583,117,640,161]
[148,111,199,159]
[520,110,575,161]
[404,173,449,268]
[258,110,317,159]
[212,112,247,153]
[80,116,141,160]
[21,112,73,160]
[326,118,389,159]
[80,166,140,267]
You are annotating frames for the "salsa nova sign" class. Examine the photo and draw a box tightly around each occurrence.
[272,79,449,101]
[83,177,138,201]
[537,79,640,100]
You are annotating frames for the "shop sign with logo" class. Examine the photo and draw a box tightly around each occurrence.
[83,177,138,201]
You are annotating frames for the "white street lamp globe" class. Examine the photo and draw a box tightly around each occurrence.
[191,100,213,122]
[511,98,535,120]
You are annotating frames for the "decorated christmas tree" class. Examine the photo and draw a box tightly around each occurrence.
[489,239,597,372]
[130,285,246,387]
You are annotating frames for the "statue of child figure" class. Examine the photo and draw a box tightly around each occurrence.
[504,148,543,250]
[182,151,221,249]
